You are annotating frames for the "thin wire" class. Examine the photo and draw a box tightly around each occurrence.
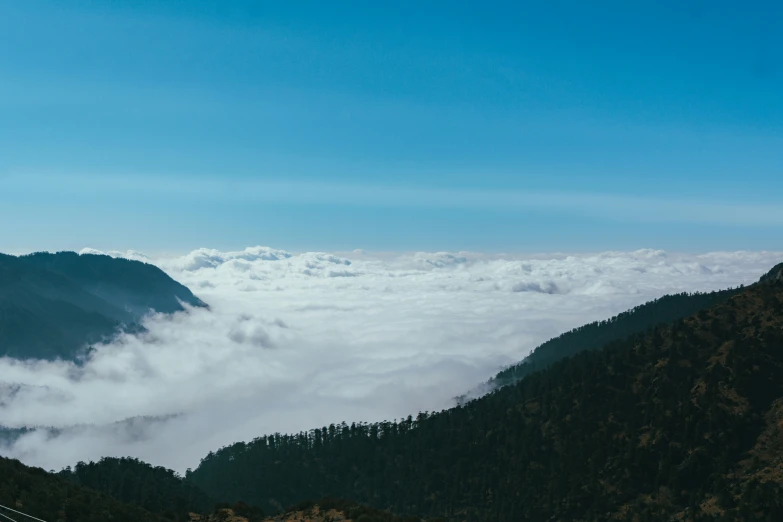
[0,505,47,522]
[0,510,20,522]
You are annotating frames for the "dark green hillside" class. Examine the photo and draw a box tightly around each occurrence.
[59,457,214,517]
[0,251,206,360]
[187,267,783,521]
[0,456,169,522]
[20,252,206,316]
[490,286,742,389]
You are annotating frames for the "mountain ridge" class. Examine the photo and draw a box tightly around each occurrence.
[0,251,206,360]
[485,286,744,392]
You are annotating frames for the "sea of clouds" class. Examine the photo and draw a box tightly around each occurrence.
[1,246,781,473]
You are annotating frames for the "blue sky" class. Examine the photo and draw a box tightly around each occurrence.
[1,0,782,254]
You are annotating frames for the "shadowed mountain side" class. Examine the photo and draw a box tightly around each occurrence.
[0,456,170,522]
[19,252,206,316]
[0,251,206,360]
[59,457,215,517]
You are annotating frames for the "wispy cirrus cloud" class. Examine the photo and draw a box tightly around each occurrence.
[5,171,783,228]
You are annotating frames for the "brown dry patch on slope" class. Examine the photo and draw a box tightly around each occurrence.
[263,506,350,522]
[192,505,356,522]
[190,509,250,522]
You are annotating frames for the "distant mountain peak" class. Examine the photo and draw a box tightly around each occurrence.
[0,250,207,360]
[760,262,783,285]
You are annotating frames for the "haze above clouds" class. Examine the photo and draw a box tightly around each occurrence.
[1,246,780,473]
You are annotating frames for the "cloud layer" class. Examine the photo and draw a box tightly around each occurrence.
[1,247,780,472]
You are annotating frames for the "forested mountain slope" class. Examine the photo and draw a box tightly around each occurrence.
[0,456,170,522]
[187,264,783,521]
[489,286,742,390]
[0,251,206,360]
[49,459,428,522]
[58,457,214,517]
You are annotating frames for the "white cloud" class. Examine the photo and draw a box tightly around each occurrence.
[1,247,780,473]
